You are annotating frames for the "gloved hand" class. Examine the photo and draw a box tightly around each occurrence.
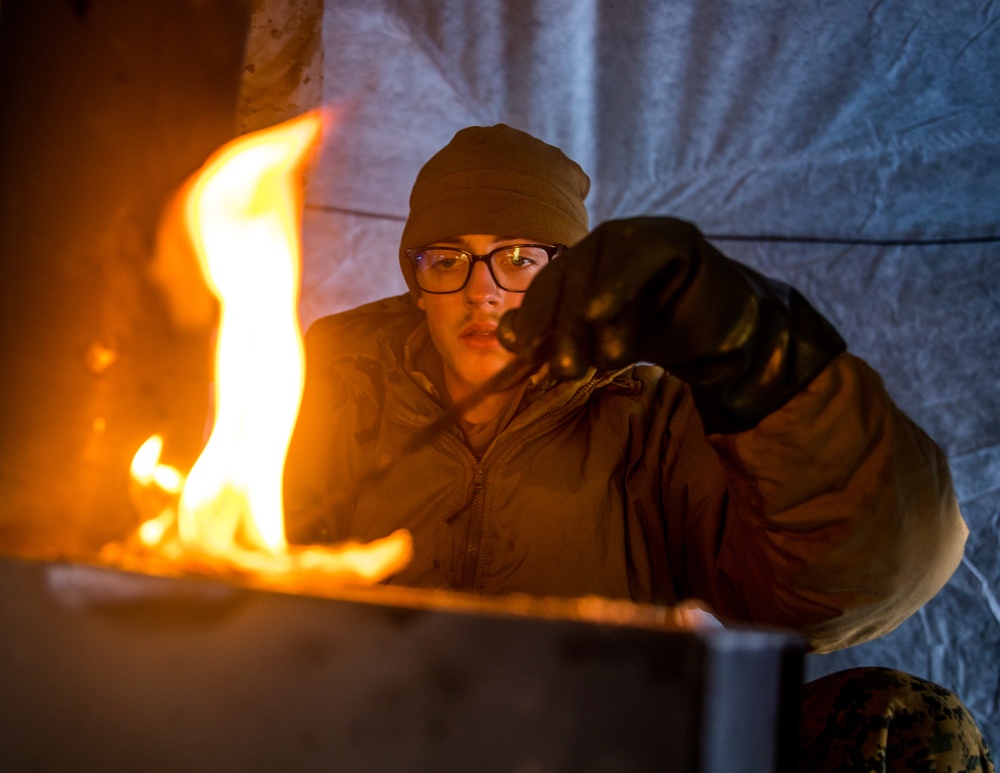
[497,217,846,433]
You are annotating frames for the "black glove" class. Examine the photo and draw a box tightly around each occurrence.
[498,217,846,434]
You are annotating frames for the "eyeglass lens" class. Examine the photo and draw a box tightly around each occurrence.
[412,245,552,293]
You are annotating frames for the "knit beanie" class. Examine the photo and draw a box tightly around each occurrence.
[399,124,591,297]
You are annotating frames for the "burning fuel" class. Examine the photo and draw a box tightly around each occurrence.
[102,113,411,584]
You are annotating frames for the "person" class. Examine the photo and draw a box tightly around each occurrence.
[284,124,992,770]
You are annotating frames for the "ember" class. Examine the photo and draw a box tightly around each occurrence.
[102,113,411,584]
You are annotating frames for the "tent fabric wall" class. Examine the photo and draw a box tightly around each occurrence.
[293,0,999,747]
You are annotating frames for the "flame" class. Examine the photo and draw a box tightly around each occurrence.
[177,112,315,556]
[130,435,183,494]
[118,113,411,583]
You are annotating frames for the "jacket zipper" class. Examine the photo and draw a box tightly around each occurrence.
[452,379,604,593]
[456,465,486,592]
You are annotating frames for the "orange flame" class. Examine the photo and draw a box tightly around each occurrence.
[177,111,315,556]
[120,113,411,582]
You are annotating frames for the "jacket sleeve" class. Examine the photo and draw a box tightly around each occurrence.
[283,357,367,545]
[283,338,381,546]
[661,351,967,653]
[284,295,425,545]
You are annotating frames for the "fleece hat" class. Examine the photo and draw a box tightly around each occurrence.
[399,124,591,297]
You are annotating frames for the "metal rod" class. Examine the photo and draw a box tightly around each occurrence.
[344,346,546,502]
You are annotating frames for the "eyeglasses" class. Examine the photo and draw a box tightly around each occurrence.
[407,243,562,294]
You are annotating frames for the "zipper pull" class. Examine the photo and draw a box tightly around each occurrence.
[445,467,485,524]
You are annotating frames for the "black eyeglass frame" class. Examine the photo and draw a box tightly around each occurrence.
[406,243,564,294]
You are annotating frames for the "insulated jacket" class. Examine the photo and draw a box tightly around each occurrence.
[284,293,967,653]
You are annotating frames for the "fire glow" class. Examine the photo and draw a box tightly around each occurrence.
[107,113,411,583]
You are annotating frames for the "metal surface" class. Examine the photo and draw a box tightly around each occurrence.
[0,555,802,772]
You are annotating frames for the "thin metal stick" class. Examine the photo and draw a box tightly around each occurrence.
[330,346,546,508]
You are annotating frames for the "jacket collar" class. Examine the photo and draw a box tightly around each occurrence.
[317,294,638,431]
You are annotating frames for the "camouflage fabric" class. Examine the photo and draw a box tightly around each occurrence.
[800,667,994,772]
